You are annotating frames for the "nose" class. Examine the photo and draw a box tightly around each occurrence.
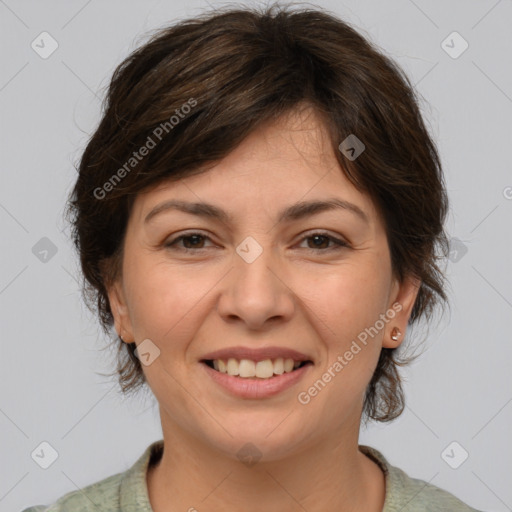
[216,240,295,330]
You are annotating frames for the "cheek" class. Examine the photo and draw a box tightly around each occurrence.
[122,250,181,338]
[313,263,391,340]
[305,263,391,393]
[122,252,222,350]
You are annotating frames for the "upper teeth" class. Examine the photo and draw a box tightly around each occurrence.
[212,358,301,378]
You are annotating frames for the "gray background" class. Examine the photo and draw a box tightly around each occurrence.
[1,0,511,510]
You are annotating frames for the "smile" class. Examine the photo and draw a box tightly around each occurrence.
[199,347,314,399]
[204,357,311,379]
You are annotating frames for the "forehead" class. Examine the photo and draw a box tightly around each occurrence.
[130,107,379,226]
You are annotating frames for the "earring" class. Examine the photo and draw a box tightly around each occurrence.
[390,327,401,342]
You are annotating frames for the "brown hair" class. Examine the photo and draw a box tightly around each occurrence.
[66,3,449,422]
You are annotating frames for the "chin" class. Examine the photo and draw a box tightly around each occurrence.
[198,411,314,463]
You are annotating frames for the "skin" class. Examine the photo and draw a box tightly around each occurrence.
[107,105,420,512]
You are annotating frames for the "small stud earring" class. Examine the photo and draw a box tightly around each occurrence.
[390,327,401,342]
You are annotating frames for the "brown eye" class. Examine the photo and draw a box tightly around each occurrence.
[299,232,349,252]
[181,234,206,249]
[307,234,330,249]
[165,232,213,251]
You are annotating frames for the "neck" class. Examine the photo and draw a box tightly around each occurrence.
[147,419,385,512]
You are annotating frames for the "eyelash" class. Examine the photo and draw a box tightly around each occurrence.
[164,231,349,253]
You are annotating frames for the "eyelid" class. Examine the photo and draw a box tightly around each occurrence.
[164,229,350,252]
[295,229,350,249]
[164,230,216,248]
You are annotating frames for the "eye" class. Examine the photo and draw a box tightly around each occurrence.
[164,232,214,252]
[164,230,349,253]
[297,231,349,252]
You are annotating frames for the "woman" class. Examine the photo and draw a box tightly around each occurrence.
[24,4,482,511]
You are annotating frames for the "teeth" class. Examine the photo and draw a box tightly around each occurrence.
[238,359,256,377]
[210,357,306,379]
[226,358,239,376]
[255,359,274,378]
[284,358,294,373]
[273,357,284,375]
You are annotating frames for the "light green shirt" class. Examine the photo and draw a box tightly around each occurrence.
[23,440,482,511]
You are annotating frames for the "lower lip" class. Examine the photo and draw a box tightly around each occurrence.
[200,362,312,399]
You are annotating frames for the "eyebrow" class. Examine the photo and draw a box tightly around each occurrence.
[144,198,368,225]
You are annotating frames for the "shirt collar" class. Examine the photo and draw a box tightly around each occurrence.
[119,439,164,511]
[359,444,406,512]
[119,440,402,511]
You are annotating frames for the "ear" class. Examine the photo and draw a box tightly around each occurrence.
[382,274,421,349]
[106,279,134,344]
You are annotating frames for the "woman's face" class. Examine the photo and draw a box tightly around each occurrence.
[108,107,418,460]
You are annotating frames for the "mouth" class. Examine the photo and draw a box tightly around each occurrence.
[202,358,313,379]
[199,346,314,398]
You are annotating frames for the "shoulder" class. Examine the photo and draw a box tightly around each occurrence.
[359,445,483,512]
[21,440,164,512]
[20,471,124,512]
[386,464,482,511]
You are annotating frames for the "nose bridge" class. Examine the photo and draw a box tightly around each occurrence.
[217,235,294,327]
[234,234,281,298]
[236,236,277,287]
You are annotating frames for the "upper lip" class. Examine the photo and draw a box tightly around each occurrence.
[201,346,313,363]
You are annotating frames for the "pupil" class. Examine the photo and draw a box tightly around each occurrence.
[185,235,202,248]
[311,235,327,248]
